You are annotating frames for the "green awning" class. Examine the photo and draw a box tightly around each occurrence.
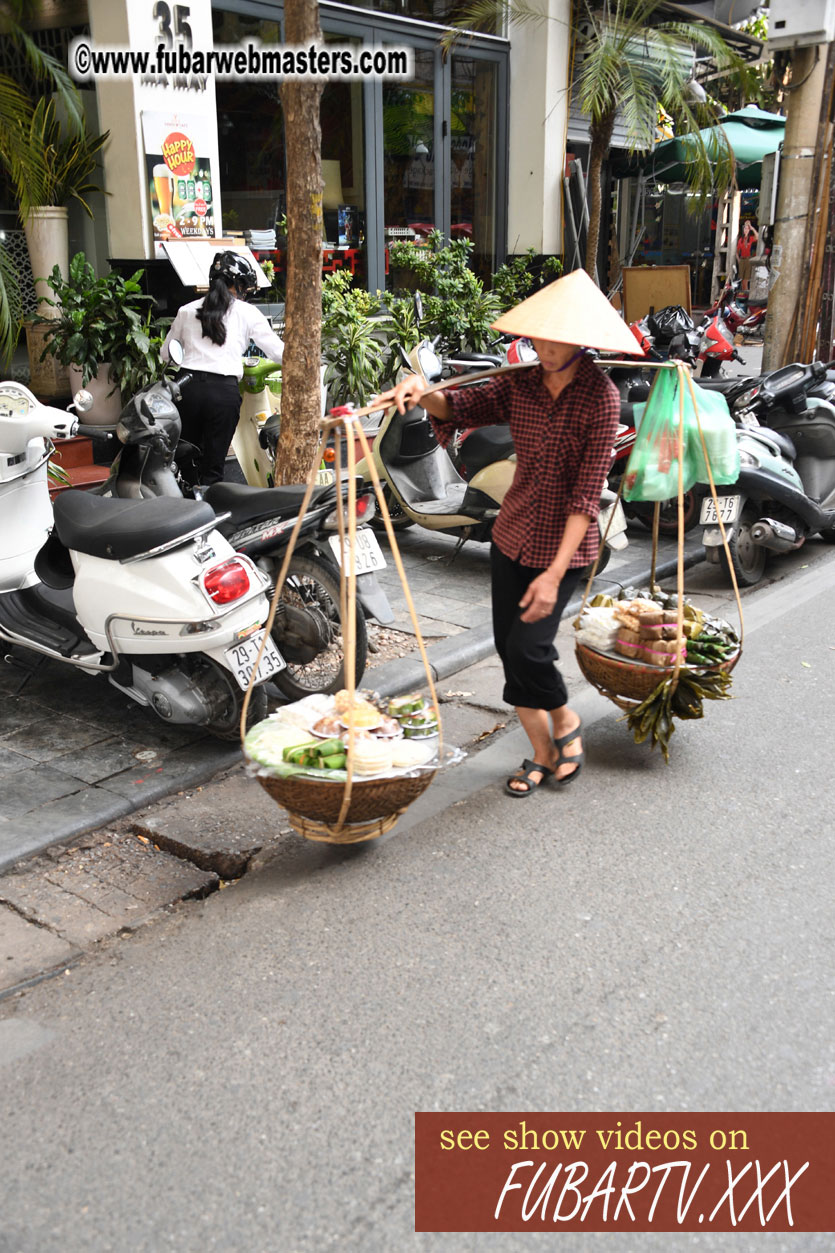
[613,106,785,190]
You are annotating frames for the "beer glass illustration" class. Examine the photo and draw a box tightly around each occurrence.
[152,164,174,217]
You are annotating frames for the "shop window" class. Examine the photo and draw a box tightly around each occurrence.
[383,50,436,250]
[320,37,367,282]
[450,55,498,279]
[213,12,285,237]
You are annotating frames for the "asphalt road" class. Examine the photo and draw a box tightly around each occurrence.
[0,542,833,1252]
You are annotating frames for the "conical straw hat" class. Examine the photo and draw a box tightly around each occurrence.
[491,267,643,355]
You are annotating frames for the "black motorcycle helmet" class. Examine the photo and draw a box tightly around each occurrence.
[208,250,258,297]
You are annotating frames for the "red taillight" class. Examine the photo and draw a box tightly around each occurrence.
[203,559,251,604]
[323,447,336,463]
[355,493,373,520]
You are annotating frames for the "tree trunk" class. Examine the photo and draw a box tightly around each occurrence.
[277,0,324,485]
[585,111,615,280]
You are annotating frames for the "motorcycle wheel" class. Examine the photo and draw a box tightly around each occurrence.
[270,554,368,702]
[631,489,702,536]
[721,502,767,588]
[371,484,414,531]
[818,521,835,544]
[197,658,268,741]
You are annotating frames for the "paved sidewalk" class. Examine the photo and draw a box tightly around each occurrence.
[0,523,698,869]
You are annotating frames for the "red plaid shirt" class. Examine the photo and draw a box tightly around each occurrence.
[436,356,621,569]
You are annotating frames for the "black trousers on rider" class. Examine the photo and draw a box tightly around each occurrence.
[176,370,241,485]
[490,543,580,710]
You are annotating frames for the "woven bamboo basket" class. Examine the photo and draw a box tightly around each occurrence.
[255,768,436,843]
[576,641,740,705]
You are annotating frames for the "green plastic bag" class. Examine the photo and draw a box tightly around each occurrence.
[623,369,740,502]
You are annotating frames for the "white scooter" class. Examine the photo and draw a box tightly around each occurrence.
[0,381,283,738]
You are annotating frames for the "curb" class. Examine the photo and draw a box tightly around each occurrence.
[369,546,706,696]
[3,546,705,866]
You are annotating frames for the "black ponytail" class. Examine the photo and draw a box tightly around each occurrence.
[196,277,234,345]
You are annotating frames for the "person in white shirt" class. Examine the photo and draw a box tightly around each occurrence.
[161,251,285,484]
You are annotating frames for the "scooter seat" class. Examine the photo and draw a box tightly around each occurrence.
[53,490,216,561]
[203,480,332,526]
[459,424,515,475]
[754,427,797,461]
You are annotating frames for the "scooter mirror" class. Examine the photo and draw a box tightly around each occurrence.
[73,389,94,414]
[168,339,185,367]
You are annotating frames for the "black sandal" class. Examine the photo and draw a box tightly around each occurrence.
[553,720,584,787]
[504,758,554,797]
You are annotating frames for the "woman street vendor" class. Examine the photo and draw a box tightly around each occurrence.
[376,269,643,796]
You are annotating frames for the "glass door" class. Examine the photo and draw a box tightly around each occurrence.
[382,48,438,251]
[321,36,367,285]
[450,54,500,280]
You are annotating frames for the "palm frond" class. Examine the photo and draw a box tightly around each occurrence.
[440,0,552,52]
[0,243,23,368]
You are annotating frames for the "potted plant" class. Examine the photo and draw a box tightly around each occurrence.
[12,97,109,315]
[0,4,93,368]
[34,253,160,424]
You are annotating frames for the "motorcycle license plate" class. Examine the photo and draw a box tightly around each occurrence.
[224,631,285,690]
[328,529,387,576]
[700,495,740,525]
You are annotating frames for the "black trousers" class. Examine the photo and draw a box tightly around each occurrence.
[490,543,581,710]
[176,371,241,485]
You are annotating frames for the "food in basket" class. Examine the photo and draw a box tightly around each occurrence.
[388,694,425,717]
[374,714,403,739]
[311,714,345,738]
[244,722,314,769]
[350,736,394,776]
[401,710,439,738]
[283,738,347,770]
[391,739,436,769]
[334,689,378,715]
[339,704,382,731]
[574,606,620,652]
[271,693,335,729]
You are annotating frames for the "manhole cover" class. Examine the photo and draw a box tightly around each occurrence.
[134,749,158,763]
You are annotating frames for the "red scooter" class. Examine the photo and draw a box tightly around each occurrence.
[706,277,767,339]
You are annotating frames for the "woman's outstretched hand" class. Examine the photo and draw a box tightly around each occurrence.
[374,373,428,415]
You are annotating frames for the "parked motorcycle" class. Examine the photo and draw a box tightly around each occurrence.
[628,304,744,379]
[0,381,281,737]
[89,352,393,701]
[356,337,628,574]
[700,360,835,586]
[706,277,767,340]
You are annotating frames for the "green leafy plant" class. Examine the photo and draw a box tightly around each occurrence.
[491,249,564,312]
[0,0,94,366]
[386,232,501,351]
[34,252,162,390]
[9,97,108,219]
[322,310,387,407]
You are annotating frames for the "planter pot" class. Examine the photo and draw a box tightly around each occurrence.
[69,362,122,425]
[23,206,69,317]
[23,321,70,399]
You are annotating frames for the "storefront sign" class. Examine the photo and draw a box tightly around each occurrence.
[141,110,217,253]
